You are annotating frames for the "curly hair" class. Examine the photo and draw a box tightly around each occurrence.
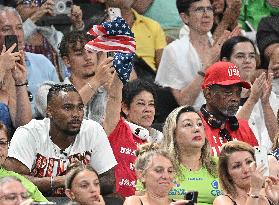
[59,30,92,58]
[161,105,217,178]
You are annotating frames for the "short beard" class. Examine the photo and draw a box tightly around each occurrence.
[63,129,80,136]
[219,105,239,117]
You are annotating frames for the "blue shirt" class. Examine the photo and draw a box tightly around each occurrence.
[25,52,59,115]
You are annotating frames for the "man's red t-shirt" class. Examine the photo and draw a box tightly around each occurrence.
[201,116,258,156]
[108,118,146,197]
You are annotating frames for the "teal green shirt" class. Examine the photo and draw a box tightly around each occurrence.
[144,0,183,29]
[0,168,47,202]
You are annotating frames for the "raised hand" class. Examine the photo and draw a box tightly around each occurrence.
[92,195,106,205]
[30,0,55,23]
[265,176,279,204]
[11,52,27,85]
[249,73,266,103]
[249,162,266,194]
[70,5,84,30]
[94,57,114,89]
[261,73,273,104]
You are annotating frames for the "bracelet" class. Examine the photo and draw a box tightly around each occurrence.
[197,71,205,77]
[15,80,28,87]
[247,193,259,198]
[50,176,54,189]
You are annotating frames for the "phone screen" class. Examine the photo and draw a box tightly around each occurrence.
[4,35,18,53]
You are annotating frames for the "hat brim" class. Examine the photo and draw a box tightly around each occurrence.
[203,80,251,89]
[213,80,251,89]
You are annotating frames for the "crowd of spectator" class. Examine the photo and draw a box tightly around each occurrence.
[0,0,278,205]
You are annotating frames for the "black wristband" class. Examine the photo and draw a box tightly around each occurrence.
[15,80,28,87]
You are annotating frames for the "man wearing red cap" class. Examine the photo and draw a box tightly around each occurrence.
[200,61,258,156]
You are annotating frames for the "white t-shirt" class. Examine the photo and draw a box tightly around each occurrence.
[8,118,117,177]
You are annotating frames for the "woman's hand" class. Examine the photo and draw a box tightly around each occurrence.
[92,195,105,205]
[265,176,279,205]
[249,162,266,194]
[261,73,273,105]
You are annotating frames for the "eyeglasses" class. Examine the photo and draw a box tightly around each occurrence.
[0,192,31,202]
[191,6,214,14]
[219,129,232,142]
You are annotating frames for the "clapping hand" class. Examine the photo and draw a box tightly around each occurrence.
[265,176,279,205]
[70,5,84,30]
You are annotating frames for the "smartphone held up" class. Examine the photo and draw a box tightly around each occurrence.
[4,35,19,53]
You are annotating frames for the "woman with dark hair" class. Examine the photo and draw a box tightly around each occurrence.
[220,35,279,150]
[213,141,279,205]
[108,79,163,197]
[159,105,220,204]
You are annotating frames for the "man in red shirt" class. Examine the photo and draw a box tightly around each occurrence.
[200,61,258,156]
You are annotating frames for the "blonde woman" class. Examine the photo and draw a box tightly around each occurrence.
[124,143,188,205]
[161,105,220,204]
[213,141,279,205]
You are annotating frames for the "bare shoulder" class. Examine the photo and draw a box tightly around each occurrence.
[123,195,142,205]
[213,195,235,205]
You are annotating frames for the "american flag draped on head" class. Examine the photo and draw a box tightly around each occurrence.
[85,17,136,84]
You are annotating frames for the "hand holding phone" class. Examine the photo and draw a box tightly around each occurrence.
[4,35,19,53]
[184,191,198,205]
[254,146,270,177]
[107,7,122,21]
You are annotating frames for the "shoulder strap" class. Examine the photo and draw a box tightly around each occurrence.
[224,194,238,205]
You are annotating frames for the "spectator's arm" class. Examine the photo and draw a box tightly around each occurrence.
[132,0,154,14]
[155,48,163,70]
[103,73,122,136]
[72,57,114,105]
[212,0,241,41]
[154,23,167,69]
[261,73,278,142]
[236,73,265,120]
[4,157,65,192]
[11,54,32,127]
[171,75,204,106]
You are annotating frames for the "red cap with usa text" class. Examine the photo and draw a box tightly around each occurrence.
[201,61,251,89]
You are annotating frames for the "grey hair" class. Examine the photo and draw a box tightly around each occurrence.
[0,176,22,189]
[0,6,23,24]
